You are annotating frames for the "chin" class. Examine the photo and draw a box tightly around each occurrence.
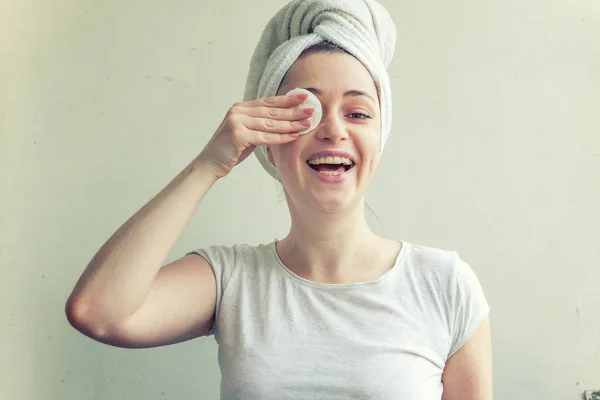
[308,188,362,214]
[279,165,370,213]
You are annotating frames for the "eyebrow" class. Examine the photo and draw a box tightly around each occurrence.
[304,87,377,104]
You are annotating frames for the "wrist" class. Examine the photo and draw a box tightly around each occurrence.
[189,156,222,183]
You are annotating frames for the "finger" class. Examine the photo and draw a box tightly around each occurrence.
[243,115,312,133]
[247,130,300,146]
[244,92,309,109]
[245,105,315,121]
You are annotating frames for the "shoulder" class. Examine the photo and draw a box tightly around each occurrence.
[186,241,275,270]
[403,241,462,278]
[185,241,276,293]
[402,242,490,354]
[404,241,457,267]
[402,241,484,296]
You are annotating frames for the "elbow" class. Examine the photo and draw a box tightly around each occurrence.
[65,296,89,329]
[64,297,115,341]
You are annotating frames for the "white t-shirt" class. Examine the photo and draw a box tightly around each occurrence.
[187,240,489,400]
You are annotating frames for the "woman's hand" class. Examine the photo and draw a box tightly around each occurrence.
[195,92,314,179]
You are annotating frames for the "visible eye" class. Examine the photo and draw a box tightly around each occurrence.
[348,112,373,120]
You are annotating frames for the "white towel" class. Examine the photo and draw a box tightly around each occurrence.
[242,0,397,180]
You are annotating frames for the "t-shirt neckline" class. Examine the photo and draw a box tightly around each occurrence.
[269,239,410,289]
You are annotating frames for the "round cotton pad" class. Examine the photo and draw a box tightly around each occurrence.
[286,88,323,135]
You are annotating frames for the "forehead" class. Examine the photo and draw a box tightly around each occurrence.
[278,52,378,99]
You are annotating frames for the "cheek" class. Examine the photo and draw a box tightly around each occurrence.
[363,125,381,152]
[272,142,302,170]
[373,119,383,150]
[357,126,381,170]
[371,151,382,169]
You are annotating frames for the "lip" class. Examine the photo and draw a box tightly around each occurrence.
[305,150,356,164]
[305,150,357,183]
[307,163,354,183]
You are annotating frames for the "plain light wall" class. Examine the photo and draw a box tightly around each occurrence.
[2,0,599,399]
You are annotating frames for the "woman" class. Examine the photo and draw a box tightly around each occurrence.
[66,1,492,399]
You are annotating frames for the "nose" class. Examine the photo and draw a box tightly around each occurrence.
[314,109,348,144]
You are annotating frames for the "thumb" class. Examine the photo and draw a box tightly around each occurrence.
[236,145,257,165]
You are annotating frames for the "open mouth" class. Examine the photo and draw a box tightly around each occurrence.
[306,156,355,176]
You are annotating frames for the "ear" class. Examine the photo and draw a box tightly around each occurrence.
[266,146,275,164]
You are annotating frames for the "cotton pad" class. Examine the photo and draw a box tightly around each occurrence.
[286,88,323,135]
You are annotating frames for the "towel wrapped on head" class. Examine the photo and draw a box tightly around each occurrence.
[243,0,397,180]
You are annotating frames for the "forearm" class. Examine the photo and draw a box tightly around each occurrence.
[66,158,218,331]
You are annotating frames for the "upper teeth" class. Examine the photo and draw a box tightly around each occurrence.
[308,156,353,165]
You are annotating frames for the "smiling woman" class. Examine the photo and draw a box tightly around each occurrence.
[65,1,492,399]
[267,50,383,211]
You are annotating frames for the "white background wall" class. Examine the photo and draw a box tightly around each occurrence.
[2,0,599,399]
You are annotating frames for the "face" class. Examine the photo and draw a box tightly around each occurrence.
[268,51,382,213]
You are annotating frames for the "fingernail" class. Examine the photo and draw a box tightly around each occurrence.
[303,108,314,115]
[300,119,311,126]
[297,94,308,100]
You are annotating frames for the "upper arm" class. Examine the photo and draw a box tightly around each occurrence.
[441,316,493,400]
[96,254,217,349]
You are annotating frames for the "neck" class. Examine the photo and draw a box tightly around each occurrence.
[277,199,380,282]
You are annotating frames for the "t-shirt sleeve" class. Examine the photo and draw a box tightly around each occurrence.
[185,244,238,336]
[447,253,490,358]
